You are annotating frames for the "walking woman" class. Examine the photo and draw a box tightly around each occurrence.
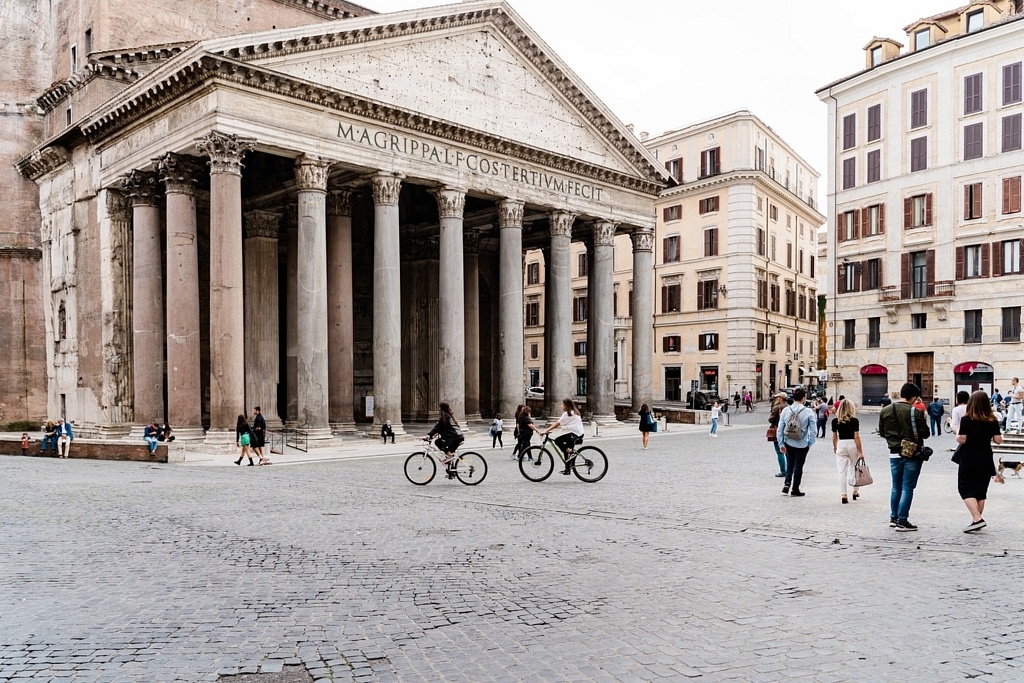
[831,399,865,504]
[638,403,655,449]
[955,390,1004,532]
[768,392,787,477]
[490,414,504,448]
[514,405,538,460]
[234,413,255,466]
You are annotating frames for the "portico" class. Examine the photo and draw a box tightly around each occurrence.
[18,2,665,439]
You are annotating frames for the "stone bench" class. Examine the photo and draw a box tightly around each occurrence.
[0,436,168,463]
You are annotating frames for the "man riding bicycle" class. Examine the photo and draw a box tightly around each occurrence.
[425,401,464,462]
[542,397,585,475]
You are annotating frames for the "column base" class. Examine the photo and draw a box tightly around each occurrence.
[465,413,482,423]
[614,380,629,400]
[330,421,359,434]
[127,424,147,440]
[94,423,132,439]
[169,427,206,443]
[305,427,335,441]
[204,429,237,446]
[590,413,620,427]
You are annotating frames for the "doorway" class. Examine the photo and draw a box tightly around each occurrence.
[907,352,934,401]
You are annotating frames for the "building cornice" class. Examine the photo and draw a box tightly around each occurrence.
[16,146,70,182]
[657,170,826,224]
[269,0,374,19]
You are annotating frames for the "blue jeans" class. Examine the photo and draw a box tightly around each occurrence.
[40,435,57,453]
[710,418,718,435]
[889,457,923,522]
[784,445,809,491]
[772,439,787,475]
[145,436,159,453]
[929,416,941,436]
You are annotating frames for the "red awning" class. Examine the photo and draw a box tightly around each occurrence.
[954,362,994,374]
[860,364,888,375]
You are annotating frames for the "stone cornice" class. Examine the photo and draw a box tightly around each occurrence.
[0,247,43,261]
[659,169,826,224]
[16,146,70,181]
[269,0,374,19]
[37,62,143,114]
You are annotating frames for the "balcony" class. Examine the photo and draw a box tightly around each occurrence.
[877,280,955,303]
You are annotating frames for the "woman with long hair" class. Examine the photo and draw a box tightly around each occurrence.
[510,404,526,460]
[542,398,585,475]
[514,404,538,460]
[831,399,865,504]
[426,401,464,461]
[955,390,1004,532]
[638,402,654,449]
[234,413,254,466]
[768,392,787,477]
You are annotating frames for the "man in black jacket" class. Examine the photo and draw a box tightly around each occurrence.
[878,383,930,532]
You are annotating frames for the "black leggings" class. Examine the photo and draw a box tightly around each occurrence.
[555,433,583,456]
[435,436,464,454]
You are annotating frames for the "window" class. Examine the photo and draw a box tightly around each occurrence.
[964,309,983,344]
[769,282,780,312]
[908,250,931,299]
[842,114,856,150]
[704,228,718,257]
[964,73,984,115]
[526,262,540,285]
[1002,307,1021,342]
[842,157,856,189]
[864,258,882,290]
[65,107,72,127]
[572,294,588,323]
[757,332,766,351]
[57,301,67,341]
[1004,177,1022,214]
[914,28,930,51]
[966,9,983,33]
[867,104,882,142]
[696,280,718,310]
[868,317,881,348]
[700,147,721,178]
[810,256,816,279]
[665,367,682,402]
[530,343,539,360]
[577,252,588,278]
[911,90,928,129]
[843,320,856,349]
[839,261,859,294]
[665,158,682,182]
[698,333,719,351]
[999,239,1022,275]
[964,123,984,160]
[865,204,884,236]
[784,286,795,316]
[910,137,928,171]
[663,205,681,222]
[755,147,766,171]
[663,335,681,353]
[525,301,540,327]
[912,313,927,329]
[574,341,587,356]
[786,242,792,269]
[958,244,988,279]
[661,283,681,313]
[757,228,766,257]
[771,235,777,261]
[699,196,720,214]
[1005,62,1022,105]
[905,194,932,228]
[964,182,983,220]
[769,205,779,222]
[798,292,807,319]
[757,277,768,309]
[809,291,817,322]
[1003,114,1022,153]
[70,44,77,72]
[871,46,883,67]
[663,235,680,263]
[798,249,804,274]
[867,150,881,183]
[840,210,858,241]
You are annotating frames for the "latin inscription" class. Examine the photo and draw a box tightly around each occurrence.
[338,122,603,202]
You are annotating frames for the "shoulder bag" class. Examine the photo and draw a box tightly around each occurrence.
[850,457,874,487]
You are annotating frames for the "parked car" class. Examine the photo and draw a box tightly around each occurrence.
[525,386,545,398]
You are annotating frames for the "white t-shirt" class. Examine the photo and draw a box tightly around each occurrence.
[951,404,968,434]
[557,411,585,437]
[710,407,720,420]
[492,418,503,432]
[1009,384,1024,403]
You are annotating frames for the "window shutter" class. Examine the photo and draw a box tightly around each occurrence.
[955,246,965,280]
[855,262,864,292]
[964,186,972,220]
[853,209,861,239]
[837,215,845,242]
[700,151,707,178]
[876,258,883,288]
[878,204,885,233]
[973,183,984,219]
[992,241,1003,277]
[696,282,705,310]
[714,149,721,175]
[1004,178,1013,214]
[901,253,911,298]
[904,197,913,229]
[926,250,936,296]
[982,243,991,277]
[837,265,846,294]
[925,194,933,226]
[661,285,667,313]
[662,238,668,264]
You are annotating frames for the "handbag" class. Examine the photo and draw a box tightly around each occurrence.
[766,426,778,442]
[851,457,874,487]
[900,404,924,459]
[951,444,962,464]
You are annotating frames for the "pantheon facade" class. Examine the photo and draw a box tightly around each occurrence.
[15,1,665,441]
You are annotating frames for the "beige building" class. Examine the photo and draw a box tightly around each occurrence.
[525,110,824,408]
[818,0,1024,405]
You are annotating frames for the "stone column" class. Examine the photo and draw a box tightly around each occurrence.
[99,189,133,435]
[590,220,617,423]
[547,211,575,412]
[631,229,655,414]
[243,209,282,429]
[498,199,525,419]
[327,190,356,432]
[542,246,554,418]
[158,153,204,441]
[371,172,404,432]
[124,170,164,432]
[294,156,333,440]
[195,131,255,441]
[615,332,629,399]
[283,204,298,423]
[434,186,467,420]
[463,230,481,421]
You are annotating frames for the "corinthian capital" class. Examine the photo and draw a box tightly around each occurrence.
[295,155,332,192]
[105,189,129,223]
[122,170,161,207]
[498,198,525,229]
[244,210,282,240]
[157,153,203,195]
[195,131,256,175]
[549,211,576,238]
[433,186,466,219]
[464,230,481,255]
[326,189,353,217]
[371,173,403,207]
[631,229,655,253]
[592,220,617,247]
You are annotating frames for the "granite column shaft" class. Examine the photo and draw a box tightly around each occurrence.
[372,173,404,432]
[327,190,355,430]
[590,221,617,420]
[498,199,525,419]
[435,187,466,420]
[243,210,281,428]
[547,211,575,411]
[631,229,655,413]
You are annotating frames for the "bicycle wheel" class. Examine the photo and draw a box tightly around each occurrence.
[943,417,953,434]
[453,451,488,485]
[518,445,554,482]
[404,452,436,485]
[570,446,608,483]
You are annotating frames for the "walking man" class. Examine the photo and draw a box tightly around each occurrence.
[927,396,945,437]
[879,383,931,531]
[779,387,816,497]
[1006,378,1024,434]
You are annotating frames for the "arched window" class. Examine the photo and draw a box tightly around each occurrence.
[57,301,67,342]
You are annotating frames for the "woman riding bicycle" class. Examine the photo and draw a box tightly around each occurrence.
[426,401,464,461]
[542,397,585,475]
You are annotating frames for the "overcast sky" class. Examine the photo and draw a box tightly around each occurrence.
[357,0,948,202]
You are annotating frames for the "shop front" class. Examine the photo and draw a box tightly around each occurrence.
[953,362,994,398]
[860,364,889,406]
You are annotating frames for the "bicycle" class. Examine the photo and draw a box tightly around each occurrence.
[943,415,953,434]
[518,433,608,483]
[404,439,488,486]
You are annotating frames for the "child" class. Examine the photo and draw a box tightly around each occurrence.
[710,401,721,437]
[21,432,29,456]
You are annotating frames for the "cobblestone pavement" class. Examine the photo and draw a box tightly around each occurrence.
[3,409,1024,682]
